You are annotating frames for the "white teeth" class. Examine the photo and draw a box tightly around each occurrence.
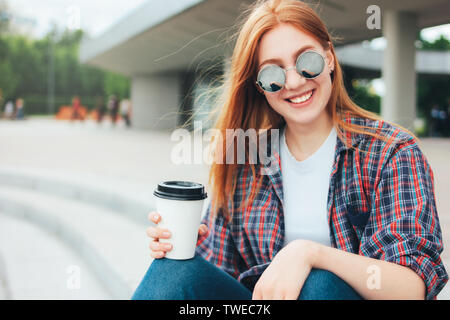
[288,90,313,103]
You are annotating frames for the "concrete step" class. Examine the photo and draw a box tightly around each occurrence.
[0,185,152,299]
[0,213,111,299]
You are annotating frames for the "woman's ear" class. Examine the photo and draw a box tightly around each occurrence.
[326,44,335,73]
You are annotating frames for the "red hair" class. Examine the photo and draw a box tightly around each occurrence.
[204,0,415,218]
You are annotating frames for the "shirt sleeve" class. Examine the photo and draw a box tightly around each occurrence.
[359,143,448,300]
[195,201,242,279]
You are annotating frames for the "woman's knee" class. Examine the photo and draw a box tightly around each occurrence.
[131,255,213,300]
[299,269,362,300]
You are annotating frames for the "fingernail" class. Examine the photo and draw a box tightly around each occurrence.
[162,231,171,238]
[164,244,172,250]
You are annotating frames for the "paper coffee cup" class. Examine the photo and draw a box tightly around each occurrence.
[153,181,207,260]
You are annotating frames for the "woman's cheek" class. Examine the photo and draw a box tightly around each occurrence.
[264,93,284,115]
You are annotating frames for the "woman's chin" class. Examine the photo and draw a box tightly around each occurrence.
[284,104,326,127]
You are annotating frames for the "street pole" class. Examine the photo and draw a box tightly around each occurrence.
[47,33,55,115]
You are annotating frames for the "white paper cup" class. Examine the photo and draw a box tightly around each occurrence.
[154,181,207,260]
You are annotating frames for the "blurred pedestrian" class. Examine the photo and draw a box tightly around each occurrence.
[447,98,450,116]
[71,96,83,121]
[95,96,106,124]
[3,100,14,119]
[120,99,132,128]
[108,95,119,125]
[15,98,25,120]
[446,98,450,137]
[430,104,440,137]
[438,108,448,137]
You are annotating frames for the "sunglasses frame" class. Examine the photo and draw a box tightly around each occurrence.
[255,50,326,93]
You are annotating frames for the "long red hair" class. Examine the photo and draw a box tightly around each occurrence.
[204,0,415,219]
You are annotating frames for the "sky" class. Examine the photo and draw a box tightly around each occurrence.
[5,0,148,38]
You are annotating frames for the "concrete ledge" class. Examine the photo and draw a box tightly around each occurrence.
[0,166,153,225]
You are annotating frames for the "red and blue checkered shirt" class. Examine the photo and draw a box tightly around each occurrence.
[196,116,448,299]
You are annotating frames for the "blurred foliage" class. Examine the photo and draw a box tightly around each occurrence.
[418,33,450,51]
[350,80,381,115]
[0,13,130,114]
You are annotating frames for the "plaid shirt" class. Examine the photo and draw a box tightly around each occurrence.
[196,116,448,299]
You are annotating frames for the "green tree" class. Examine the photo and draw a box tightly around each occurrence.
[104,71,130,100]
[350,79,381,114]
[0,58,19,99]
[418,34,450,51]
[0,25,130,114]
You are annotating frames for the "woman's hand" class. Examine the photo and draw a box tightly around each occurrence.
[252,239,319,300]
[147,211,208,259]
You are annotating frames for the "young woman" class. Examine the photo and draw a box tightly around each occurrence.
[132,0,448,300]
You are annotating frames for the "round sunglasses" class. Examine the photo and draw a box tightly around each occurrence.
[256,50,325,93]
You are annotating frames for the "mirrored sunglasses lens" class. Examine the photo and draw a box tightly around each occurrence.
[257,65,285,92]
[296,51,325,79]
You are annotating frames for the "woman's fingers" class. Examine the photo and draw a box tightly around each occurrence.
[146,226,171,239]
[150,251,165,259]
[198,224,208,236]
[147,212,171,238]
[149,240,172,252]
[147,211,206,260]
[147,211,172,259]
[148,211,161,224]
[149,239,172,259]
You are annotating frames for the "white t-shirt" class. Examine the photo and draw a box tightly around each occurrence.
[280,125,337,247]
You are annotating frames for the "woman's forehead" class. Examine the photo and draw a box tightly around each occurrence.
[257,24,322,63]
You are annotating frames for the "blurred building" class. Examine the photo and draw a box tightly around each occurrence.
[0,2,37,37]
[80,0,450,131]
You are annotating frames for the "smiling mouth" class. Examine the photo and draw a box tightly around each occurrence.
[285,89,314,104]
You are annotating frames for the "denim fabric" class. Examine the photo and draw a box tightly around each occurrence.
[131,254,362,300]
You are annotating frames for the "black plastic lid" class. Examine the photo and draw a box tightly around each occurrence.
[154,181,207,201]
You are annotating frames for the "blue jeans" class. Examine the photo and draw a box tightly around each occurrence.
[131,254,362,300]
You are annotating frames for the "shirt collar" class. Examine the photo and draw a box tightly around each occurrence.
[335,115,367,154]
[260,115,367,203]
[265,115,366,164]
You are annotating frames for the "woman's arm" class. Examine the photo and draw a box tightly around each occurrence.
[352,143,447,299]
[251,238,426,300]
[311,241,426,300]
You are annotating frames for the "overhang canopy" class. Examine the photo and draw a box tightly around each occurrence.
[80,0,450,76]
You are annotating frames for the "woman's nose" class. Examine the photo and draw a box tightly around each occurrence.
[284,68,306,91]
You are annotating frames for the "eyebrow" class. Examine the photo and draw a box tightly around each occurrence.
[258,45,315,68]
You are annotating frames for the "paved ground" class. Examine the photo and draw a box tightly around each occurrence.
[0,118,209,189]
[0,117,449,299]
[0,118,210,300]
